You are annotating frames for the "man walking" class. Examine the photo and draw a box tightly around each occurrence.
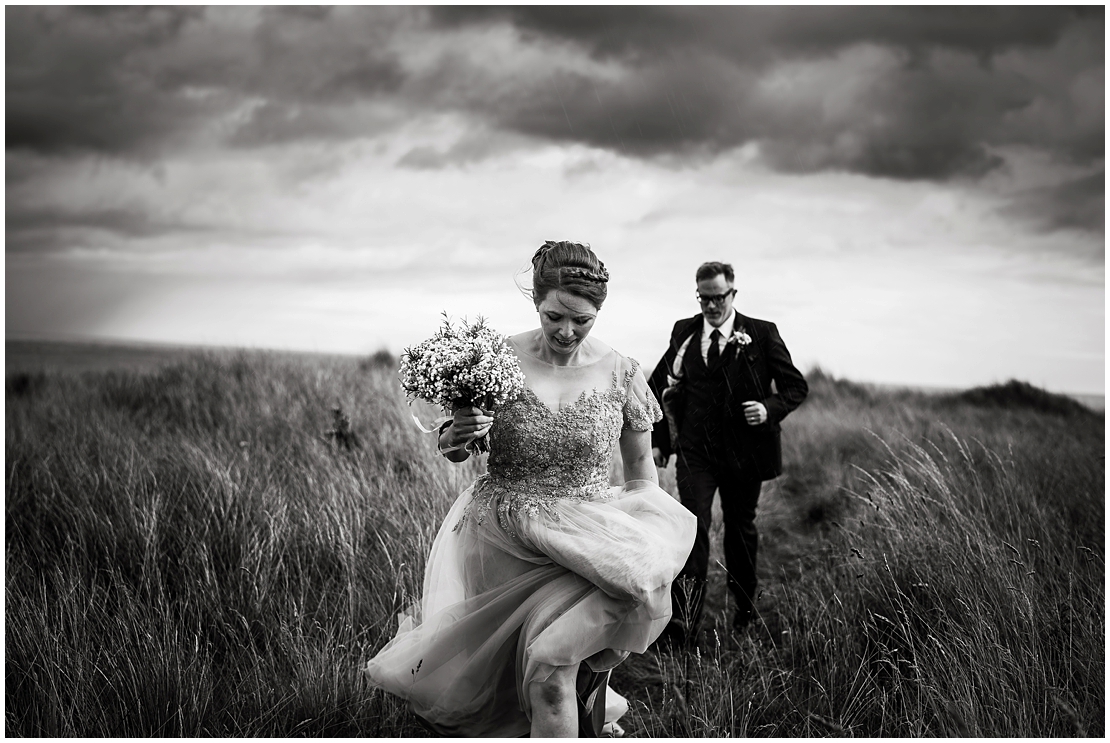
[649,261,808,642]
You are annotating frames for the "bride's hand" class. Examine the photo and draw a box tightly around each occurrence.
[445,406,494,448]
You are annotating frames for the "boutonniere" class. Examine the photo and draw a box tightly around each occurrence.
[726,327,753,348]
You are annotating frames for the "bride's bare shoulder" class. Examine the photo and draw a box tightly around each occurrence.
[508,330,535,343]
[584,336,615,362]
[508,330,541,356]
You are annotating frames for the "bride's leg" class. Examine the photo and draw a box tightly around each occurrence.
[529,663,579,738]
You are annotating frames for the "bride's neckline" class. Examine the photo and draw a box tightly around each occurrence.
[509,332,615,369]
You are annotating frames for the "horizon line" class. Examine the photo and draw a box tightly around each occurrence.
[6,330,1105,401]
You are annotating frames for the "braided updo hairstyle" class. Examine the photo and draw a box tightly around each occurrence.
[531,240,610,309]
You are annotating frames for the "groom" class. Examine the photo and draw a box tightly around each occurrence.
[648,261,808,642]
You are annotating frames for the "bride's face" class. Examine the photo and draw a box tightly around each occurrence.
[536,290,598,356]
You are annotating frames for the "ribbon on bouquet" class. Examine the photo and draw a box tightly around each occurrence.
[409,409,462,453]
[409,409,451,435]
[410,407,485,454]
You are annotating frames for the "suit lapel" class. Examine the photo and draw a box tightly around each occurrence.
[689,321,707,374]
[670,315,702,379]
[734,313,755,359]
[719,312,745,371]
[728,313,754,373]
[675,315,702,351]
[728,312,764,392]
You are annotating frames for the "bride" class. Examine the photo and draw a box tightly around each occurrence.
[365,241,697,737]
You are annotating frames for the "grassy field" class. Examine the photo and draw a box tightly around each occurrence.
[5,343,1104,736]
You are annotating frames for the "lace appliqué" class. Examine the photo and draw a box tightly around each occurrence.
[622,380,662,432]
[454,361,645,538]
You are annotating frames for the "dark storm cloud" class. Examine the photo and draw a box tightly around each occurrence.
[427,6,1105,234]
[6,6,1104,232]
[752,52,1033,179]
[1003,171,1106,233]
[6,6,209,154]
[493,62,751,156]
[397,130,523,170]
[6,6,409,154]
[430,6,1102,178]
[235,7,407,104]
[4,201,311,257]
[433,6,1088,60]
[6,205,191,241]
[5,201,232,255]
[1045,172,1105,232]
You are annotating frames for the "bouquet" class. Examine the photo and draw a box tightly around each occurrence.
[398,314,525,453]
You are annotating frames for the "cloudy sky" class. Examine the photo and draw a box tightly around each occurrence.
[6,6,1105,394]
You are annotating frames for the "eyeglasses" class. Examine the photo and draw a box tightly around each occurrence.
[696,289,736,306]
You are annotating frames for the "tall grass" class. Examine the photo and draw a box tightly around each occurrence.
[6,355,1103,736]
[618,370,1103,737]
[6,351,472,735]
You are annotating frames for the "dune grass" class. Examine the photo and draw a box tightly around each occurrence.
[5,352,1103,736]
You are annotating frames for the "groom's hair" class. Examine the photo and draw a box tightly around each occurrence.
[696,261,734,284]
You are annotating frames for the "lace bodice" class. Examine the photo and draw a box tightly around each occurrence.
[457,352,661,536]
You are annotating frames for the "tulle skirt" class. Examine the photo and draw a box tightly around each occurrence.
[364,478,697,737]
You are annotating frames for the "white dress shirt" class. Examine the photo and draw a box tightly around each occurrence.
[670,309,736,379]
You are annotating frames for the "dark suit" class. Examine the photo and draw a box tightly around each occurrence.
[649,312,807,636]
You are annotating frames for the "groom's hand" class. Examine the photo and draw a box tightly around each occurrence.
[742,401,768,426]
[652,447,669,468]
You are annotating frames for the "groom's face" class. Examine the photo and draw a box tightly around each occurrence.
[697,274,735,327]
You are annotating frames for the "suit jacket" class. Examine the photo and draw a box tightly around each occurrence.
[648,312,808,480]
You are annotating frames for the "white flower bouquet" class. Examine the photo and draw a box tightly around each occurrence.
[399,314,525,453]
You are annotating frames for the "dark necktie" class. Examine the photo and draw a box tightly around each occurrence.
[707,328,721,371]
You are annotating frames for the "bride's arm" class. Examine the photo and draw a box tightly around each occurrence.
[438,406,493,462]
[619,427,658,485]
[438,421,471,462]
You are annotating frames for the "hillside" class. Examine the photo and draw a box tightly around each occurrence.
[5,348,1103,736]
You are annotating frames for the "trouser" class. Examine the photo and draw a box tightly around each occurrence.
[670,444,762,636]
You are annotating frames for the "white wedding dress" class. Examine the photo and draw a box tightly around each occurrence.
[365,346,697,736]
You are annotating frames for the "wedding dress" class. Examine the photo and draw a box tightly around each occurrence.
[365,347,697,737]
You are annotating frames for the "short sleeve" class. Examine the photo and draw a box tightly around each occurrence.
[622,358,663,432]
